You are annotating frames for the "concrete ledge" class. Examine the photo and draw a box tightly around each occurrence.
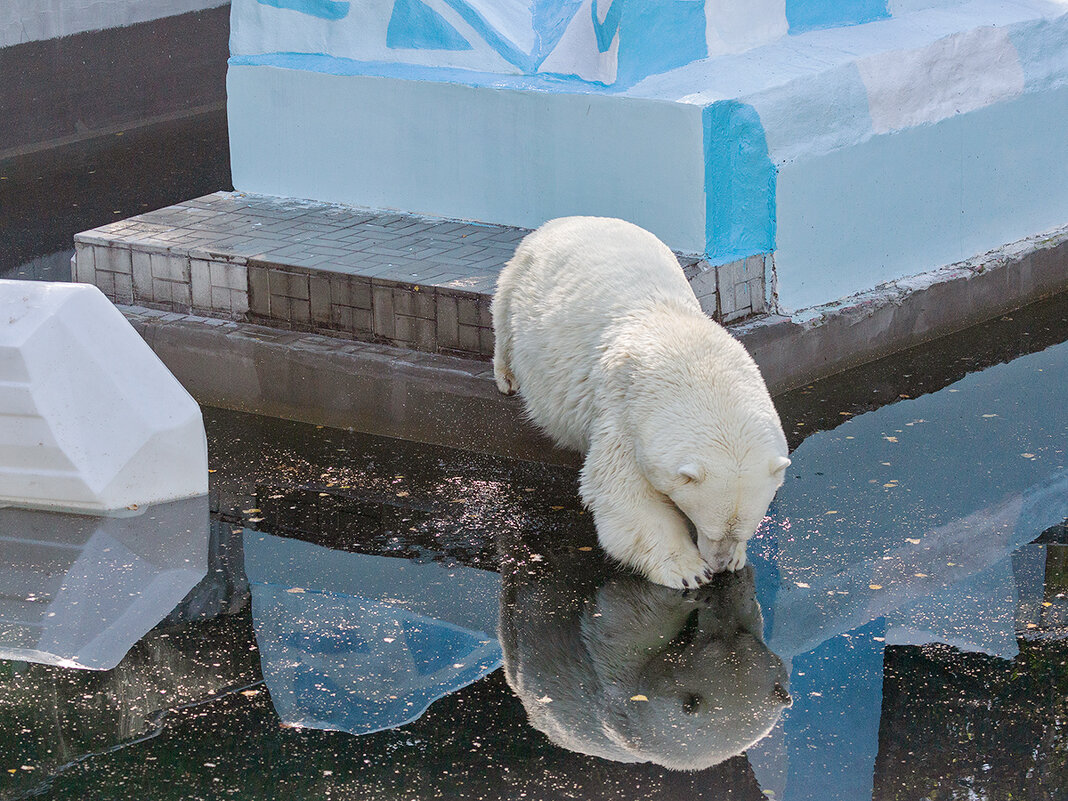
[120,220,1068,460]
[123,307,579,467]
[744,222,1068,394]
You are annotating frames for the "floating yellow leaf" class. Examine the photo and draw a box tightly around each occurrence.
[578,546,594,552]
[795,582,810,588]
[285,587,305,594]
[884,436,898,443]
[914,573,928,578]
[825,510,839,515]
[1026,623,1038,629]
[1022,453,1036,459]
[630,695,649,702]
[395,491,410,497]
[869,584,883,590]
[242,508,261,514]
[906,538,921,544]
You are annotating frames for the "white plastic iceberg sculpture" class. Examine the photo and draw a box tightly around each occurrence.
[0,280,208,512]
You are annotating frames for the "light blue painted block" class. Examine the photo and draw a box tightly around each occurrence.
[774,85,1068,310]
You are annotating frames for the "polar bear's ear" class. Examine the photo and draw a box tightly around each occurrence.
[769,456,791,476]
[678,463,704,483]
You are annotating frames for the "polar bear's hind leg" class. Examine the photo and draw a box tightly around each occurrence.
[491,268,519,396]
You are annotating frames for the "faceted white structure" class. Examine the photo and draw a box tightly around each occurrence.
[0,279,208,512]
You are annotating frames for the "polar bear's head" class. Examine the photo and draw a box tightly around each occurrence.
[632,376,790,572]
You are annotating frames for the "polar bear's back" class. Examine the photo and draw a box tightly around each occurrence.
[494,217,700,448]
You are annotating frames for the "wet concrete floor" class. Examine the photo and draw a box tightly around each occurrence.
[2,292,1066,800]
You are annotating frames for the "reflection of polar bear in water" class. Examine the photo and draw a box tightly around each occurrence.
[492,217,789,589]
[499,540,791,770]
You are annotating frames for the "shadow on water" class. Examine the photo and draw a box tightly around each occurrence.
[1,295,1067,799]
[0,109,231,280]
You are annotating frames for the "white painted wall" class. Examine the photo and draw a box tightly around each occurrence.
[227,65,708,254]
[1,0,227,48]
[773,85,1068,310]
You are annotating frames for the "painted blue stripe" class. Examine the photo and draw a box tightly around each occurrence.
[703,101,776,263]
[786,0,888,35]
[228,52,624,94]
[255,0,350,21]
[387,0,472,51]
[532,1,584,64]
[591,0,625,53]
[614,0,707,89]
[440,0,535,71]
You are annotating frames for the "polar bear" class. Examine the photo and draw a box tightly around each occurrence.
[498,538,791,769]
[493,217,789,589]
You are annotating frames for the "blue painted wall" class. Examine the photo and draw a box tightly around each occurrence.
[614,0,707,88]
[703,101,776,263]
[786,0,889,34]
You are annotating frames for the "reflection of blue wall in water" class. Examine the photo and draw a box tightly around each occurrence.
[748,338,1068,801]
[783,618,886,801]
[244,533,502,735]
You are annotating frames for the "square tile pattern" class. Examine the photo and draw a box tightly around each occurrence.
[74,192,766,357]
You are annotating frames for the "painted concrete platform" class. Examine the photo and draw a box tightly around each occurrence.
[72,192,765,359]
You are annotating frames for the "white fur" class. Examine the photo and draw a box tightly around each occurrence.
[493,217,789,588]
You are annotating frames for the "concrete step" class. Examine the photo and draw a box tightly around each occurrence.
[73,192,761,360]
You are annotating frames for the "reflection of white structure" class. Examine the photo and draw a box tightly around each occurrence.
[748,339,1068,801]
[228,0,1068,311]
[0,495,209,670]
[244,533,502,735]
[0,280,208,512]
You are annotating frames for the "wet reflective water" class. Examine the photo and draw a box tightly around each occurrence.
[0,110,230,282]
[1,295,1066,800]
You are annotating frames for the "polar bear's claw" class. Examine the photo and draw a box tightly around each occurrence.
[645,553,717,590]
[724,541,748,572]
[494,367,518,396]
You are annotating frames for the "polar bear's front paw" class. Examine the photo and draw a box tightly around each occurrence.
[644,552,716,590]
[494,365,518,396]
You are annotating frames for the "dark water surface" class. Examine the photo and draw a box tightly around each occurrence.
[0,110,231,281]
[2,294,1066,800]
